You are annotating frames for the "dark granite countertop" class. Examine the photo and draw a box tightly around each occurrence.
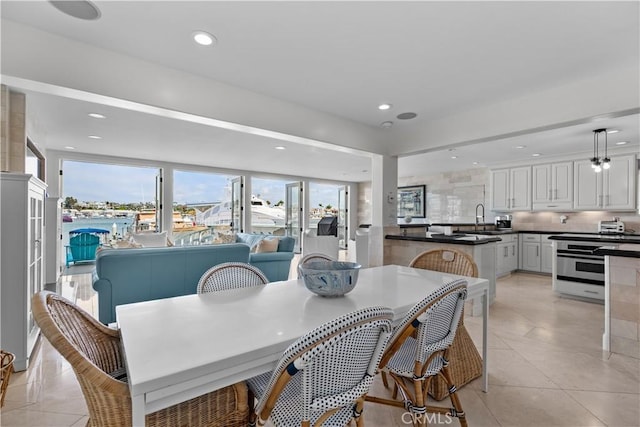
[386,234,502,245]
[547,234,640,244]
[594,245,640,258]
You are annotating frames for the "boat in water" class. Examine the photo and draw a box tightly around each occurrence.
[196,195,285,233]
[134,210,207,233]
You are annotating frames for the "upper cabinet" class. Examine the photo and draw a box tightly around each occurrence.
[532,162,573,211]
[490,166,531,211]
[573,154,637,211]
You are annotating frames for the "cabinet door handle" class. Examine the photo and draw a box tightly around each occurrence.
[504,246,508,257]
[605,195,609,206]
[512,246,515,256]
[548,189,552,200]
[536,246,539,257]
[584,290,598,295]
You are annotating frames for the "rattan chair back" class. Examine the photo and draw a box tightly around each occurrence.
[296,253,336,278]
[197,262,269,293]
[409,248,478,277]
[32,291,249,427]
[248,306,393,427]
[368,279,469,426]
[0,350,14,408]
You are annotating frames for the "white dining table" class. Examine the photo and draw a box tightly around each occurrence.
[116,264,489,427]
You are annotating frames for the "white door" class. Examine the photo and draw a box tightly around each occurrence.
[510,166,531,210]
[286,182,303,253]
[521,242,541,272]
[231,177,244,233]
[541,241,553,273]
[490,169,510,211]
[551,162,573,207]
[532,164,551,208]
[573,159,602,210]
[604,154,636,210]
[155,170,163,232]
[337,186,348,250]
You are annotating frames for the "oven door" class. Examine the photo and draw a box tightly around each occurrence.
[556,253,604,286]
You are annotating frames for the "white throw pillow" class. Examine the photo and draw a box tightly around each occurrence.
[255,237,279,253]
[131,231,168,248]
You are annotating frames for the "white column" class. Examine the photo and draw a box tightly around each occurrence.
[369,154,398,266]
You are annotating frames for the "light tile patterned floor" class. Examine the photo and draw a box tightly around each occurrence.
[2,268,639,426]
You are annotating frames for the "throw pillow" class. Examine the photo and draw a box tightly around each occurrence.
[255,237,279,253]
[218,233,236,244]
[131,231,168,248]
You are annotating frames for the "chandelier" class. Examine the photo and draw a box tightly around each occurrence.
[590,128,610,173]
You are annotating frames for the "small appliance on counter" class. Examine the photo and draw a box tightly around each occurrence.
[495,215,512,230]
[598,219,625,234]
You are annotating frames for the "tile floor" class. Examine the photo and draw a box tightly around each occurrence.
[1,268,639,426]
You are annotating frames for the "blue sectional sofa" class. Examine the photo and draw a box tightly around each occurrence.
[235,233,296,283]
[92,243,250,324]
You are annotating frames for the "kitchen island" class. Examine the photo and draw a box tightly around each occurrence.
[594,244,640,359]
[385,232,500,313]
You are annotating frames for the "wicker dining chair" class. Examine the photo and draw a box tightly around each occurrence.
[296,253,336,278]
[247,306,393,427]
[0,350,14,408]
[32,291,249,427]
[408,248,483,401]
[366,279,469,427]
[197,262,269,293]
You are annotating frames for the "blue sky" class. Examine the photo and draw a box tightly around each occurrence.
[63,161,341,207]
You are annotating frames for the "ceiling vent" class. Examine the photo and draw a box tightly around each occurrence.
[50,1,101,20]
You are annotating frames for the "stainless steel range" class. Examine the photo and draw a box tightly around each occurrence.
[551,235,619,302]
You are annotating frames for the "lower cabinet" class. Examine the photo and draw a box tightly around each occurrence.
[496,234,518,277]
[540,236,553,273]
[519,233,553,274]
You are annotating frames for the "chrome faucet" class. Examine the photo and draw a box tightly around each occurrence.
[475,203,485,231]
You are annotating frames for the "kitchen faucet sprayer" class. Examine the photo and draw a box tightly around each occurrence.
[475,203,485,231]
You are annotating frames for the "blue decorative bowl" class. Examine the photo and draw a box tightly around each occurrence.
[299,261,361,297]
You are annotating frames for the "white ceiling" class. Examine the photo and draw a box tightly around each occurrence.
[2,1,639,181]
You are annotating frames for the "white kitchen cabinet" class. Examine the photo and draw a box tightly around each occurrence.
[496,234,518,277]
[573,154,637,211]
[519,233,554,274]
[490,166,531,211]
[541,235,553,273]
[532,162,573,210]
[519,234,541,272]
[1,173,47,371]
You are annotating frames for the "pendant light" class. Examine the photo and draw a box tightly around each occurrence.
[590,129,610,173]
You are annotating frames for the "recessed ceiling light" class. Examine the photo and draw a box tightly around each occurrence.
[473,161,479,165]
[88,113,106,119]
[274,146,286,150]
[532,153,541,157]
[50,0,101,20]
[192,31,216,46]
[615,141,628,145]
[397,112,417,120]
[516,145,526,149]
[380,121,393,128]
[88,135,102,139]
[64,146,75,150]
[607,129,619,134]
[451,156,458,159]
[378,104,392,110]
